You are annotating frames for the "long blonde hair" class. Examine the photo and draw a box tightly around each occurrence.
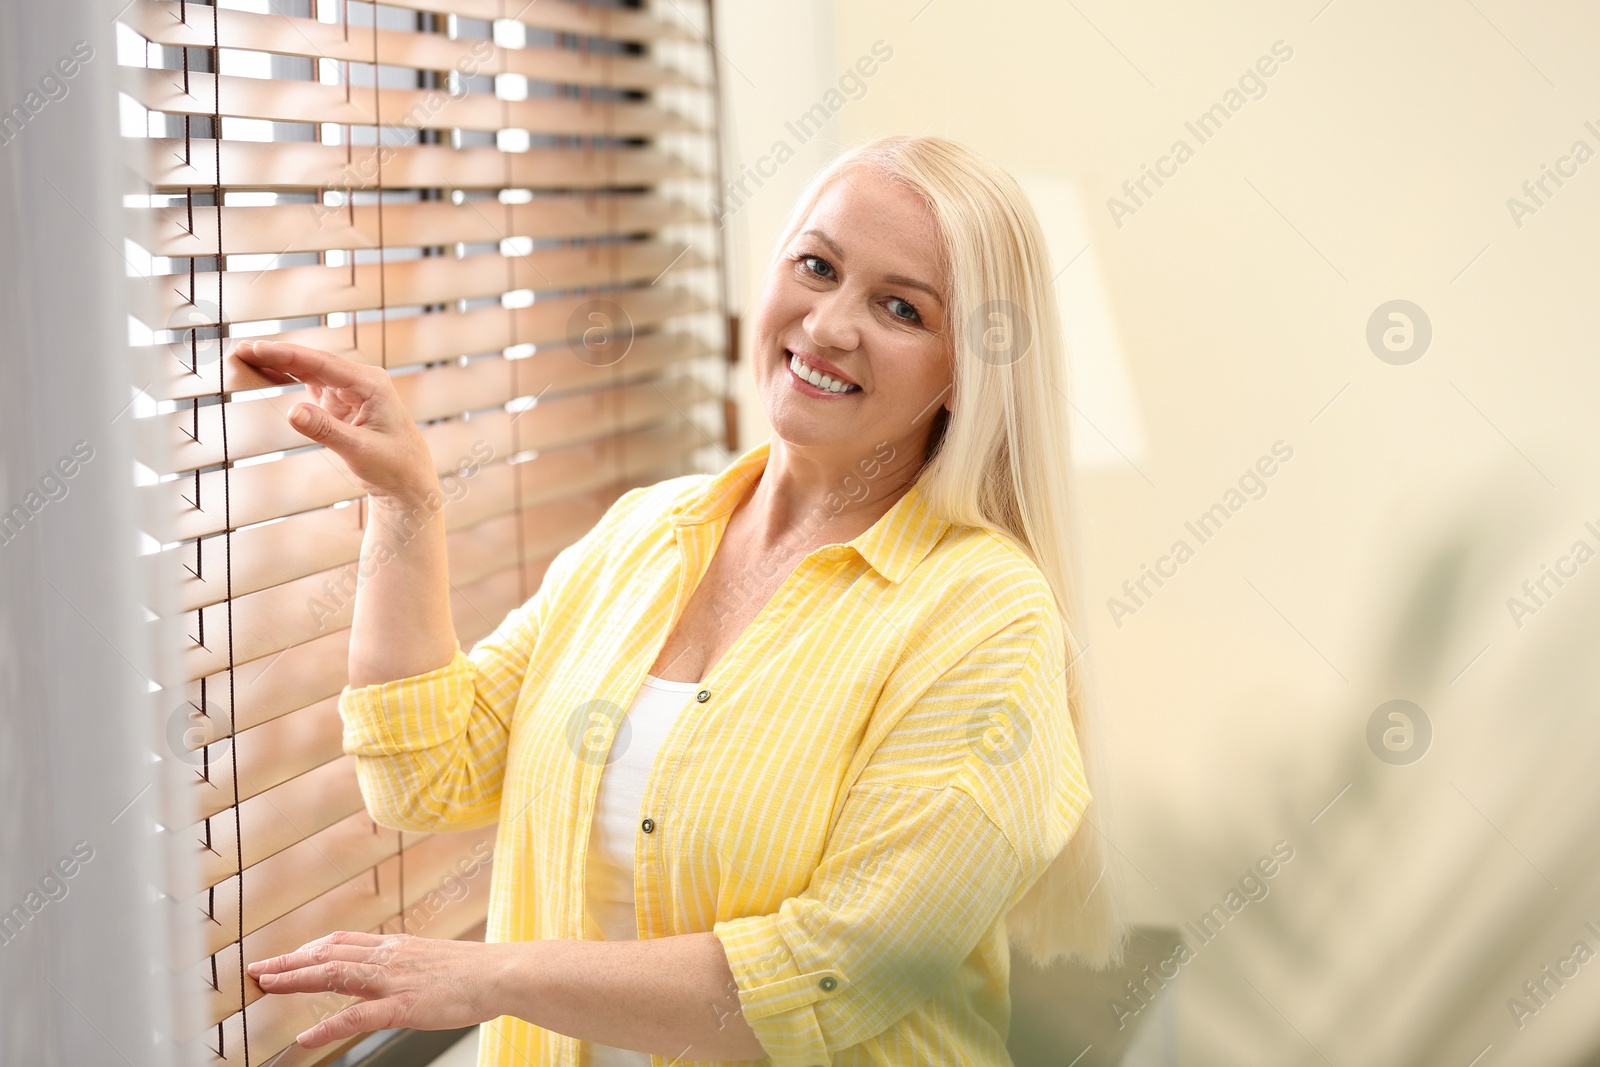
[766,136,1127,970]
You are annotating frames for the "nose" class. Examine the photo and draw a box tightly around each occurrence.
[802,289,861,354]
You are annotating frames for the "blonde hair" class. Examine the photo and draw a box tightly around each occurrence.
[767,136,1128,970]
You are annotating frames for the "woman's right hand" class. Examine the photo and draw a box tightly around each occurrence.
[231,340,439,507]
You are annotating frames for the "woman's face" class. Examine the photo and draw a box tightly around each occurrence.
[751,167,953,470]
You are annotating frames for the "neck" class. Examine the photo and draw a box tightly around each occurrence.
[739,437,923,553]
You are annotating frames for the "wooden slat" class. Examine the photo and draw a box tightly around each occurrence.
[186,809,401,962]
[147,331,708,477]
[142,405,702,551]
[133,138,700,192]
[176,827,494,1045]
[151,292,712,403]
[178,694,343,825]
[380,0,700,43]
[124,1,703,91]
[168,499,597,686]
[134,193,705,258]
[174,755,367,894]
[146,347,708,483]
[167,467,606,614]
[160,459,614,615]
[124,67,700,137]
[133,239,706,332]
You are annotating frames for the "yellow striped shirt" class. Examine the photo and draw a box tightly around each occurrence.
[338,438,1092,1066]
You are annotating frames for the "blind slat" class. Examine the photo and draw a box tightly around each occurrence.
[165,435,682,614]
[137,240,707,330]
[148,351,710,476]
[126,1,703,91]
[145,411,703,543]
[163,396,704,679]
[154,294,711,401]
[135,138,700,191]
[175,695,344,826]
[126,67,702,137]
[376,0,700,42]
[188,811,401,963]
[178,828,495,1047]
[170,505,584,681]
[175,755,366,895]
[136,193,704,258]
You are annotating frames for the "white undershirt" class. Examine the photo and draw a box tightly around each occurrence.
[584,672,702,1067]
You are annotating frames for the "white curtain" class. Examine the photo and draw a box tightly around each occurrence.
[0,2,185,1065]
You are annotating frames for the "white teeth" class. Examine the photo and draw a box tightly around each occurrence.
[788,352,859,394]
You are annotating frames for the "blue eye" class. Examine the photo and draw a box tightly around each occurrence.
[800,254,834,279]
[887,297,921,323]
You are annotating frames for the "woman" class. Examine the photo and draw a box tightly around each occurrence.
[237,135,1125,1065]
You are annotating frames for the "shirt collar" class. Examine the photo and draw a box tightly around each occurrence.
[669,438,949,584]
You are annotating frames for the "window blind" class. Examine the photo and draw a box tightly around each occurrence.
[117,3,729,1064]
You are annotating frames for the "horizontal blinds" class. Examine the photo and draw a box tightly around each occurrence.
[133,137,696,188]
[124,1,703,89]
[135,193,704,257]
[121,1,727,1064]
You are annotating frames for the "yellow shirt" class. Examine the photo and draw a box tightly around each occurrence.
[338,438,1092,1067]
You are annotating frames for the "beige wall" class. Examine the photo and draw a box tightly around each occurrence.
[721,2,1600,1064]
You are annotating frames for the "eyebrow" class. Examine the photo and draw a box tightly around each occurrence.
[799,228,945,306]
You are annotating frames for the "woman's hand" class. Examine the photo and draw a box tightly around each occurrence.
[247,930,512,1049]
[231,340,438,506]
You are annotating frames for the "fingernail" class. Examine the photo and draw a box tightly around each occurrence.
[290,408,311,429]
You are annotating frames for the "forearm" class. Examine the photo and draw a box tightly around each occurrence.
[347,487,457,689]
[488,933,767,1062]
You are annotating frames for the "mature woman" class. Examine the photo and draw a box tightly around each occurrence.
[236,135,1125,1065]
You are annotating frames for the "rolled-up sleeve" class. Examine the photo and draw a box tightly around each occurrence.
[338,484,653,833]
[711,599,1091,1065]
[712,783,1022,1066]
[339,631,522,834]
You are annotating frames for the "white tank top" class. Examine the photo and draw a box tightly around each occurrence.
[583,672,702,1067]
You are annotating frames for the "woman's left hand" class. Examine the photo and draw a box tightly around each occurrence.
[247,930,510,1049]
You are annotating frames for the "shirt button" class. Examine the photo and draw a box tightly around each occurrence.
[695,689,711,703]
[818,976,837,992]
[641,818,654,833]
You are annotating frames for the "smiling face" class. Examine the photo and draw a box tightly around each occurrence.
[751,166,954,467]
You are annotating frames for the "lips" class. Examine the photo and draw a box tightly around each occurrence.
[786,351,862,396]
[786,349,859,389]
